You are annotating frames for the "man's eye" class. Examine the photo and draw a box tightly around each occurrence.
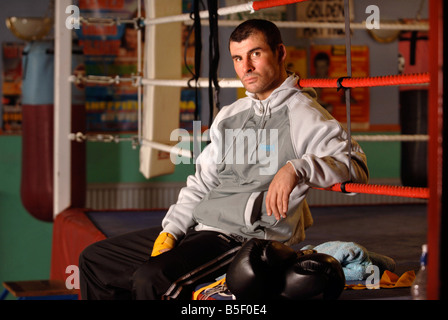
[252,51,260,57]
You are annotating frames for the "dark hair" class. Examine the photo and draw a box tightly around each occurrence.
[313,52,330,66]
[229,19,283,54]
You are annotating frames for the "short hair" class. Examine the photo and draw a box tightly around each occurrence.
[229,19,283,54]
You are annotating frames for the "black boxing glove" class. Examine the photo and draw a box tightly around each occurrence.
[226,238,297,299]
[280,252,345,300]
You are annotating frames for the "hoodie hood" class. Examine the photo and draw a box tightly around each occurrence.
[245,74,317,116]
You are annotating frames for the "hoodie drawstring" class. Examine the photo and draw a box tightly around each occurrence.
[220,105,254,164]
[250,100,271,160]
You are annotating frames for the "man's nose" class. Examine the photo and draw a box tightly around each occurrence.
[243,59,254,73]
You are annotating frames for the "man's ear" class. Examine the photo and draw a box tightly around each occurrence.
[277,44,287,63]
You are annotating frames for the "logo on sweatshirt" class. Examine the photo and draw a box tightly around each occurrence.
[170,121,279,175]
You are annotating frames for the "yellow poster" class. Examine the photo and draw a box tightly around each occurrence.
[310,44,370,129]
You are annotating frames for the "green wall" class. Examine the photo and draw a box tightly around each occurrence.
[0,136,53,291]
[355,134,402,179]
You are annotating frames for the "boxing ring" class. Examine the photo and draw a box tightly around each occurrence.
[48,0,444,299]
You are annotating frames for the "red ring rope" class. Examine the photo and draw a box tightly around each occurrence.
[298,73,430,89]
[315,182,429,199]
[252,0,308,11]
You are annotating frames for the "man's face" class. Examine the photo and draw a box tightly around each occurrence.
[230,32,286,101]
[314,59,329,78]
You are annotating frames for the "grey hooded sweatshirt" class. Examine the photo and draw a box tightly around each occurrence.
[161,75,369,246]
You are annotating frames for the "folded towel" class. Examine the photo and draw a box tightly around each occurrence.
[301,241,396,281]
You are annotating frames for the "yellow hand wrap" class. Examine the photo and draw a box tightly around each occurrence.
[151,232,176,257]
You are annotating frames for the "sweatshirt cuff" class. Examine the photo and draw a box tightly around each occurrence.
[161,224,185,241]
[286,159,311,182]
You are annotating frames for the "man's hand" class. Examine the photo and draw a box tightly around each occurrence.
[151,232,176,257]
[266,162,300,220]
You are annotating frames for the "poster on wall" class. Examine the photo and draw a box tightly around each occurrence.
[285,46,307,79]
[75,0,143,132]
[296,0,354,38]
[1,42,24,134]
[310,44,370,129]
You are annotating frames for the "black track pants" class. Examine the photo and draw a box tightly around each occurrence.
[79,227,242,300]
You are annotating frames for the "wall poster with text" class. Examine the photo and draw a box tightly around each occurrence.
[296,0,354,39]
[310,44,370,129]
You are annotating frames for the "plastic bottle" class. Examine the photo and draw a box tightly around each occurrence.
[411,244,427,300]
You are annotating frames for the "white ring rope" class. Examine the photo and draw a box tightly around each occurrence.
[352,134,428,142]
[190,20,429,31]
[70,74,242,88]
[141,139,193,158]
[144,2,254,25]
[78,14,428,31]
[69,74,138,86]
[79,16,137,26]
[141,77,243,88]
[69,131,429,154]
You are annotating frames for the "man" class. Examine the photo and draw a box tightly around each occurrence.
[79,19,369,300]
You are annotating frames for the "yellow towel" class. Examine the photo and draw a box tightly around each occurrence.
[345,270,416,290]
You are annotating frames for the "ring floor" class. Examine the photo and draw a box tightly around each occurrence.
[78,203,426,300]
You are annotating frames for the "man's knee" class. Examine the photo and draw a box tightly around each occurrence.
[131,260,171,299]
[79,241,102,268]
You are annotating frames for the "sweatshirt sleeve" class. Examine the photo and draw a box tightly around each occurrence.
[160,125,221,239]
[287,93,369,188]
